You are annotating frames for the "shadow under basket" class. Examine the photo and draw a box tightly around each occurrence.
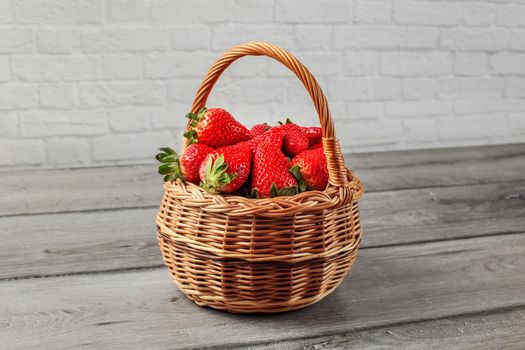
[155,42,365,313]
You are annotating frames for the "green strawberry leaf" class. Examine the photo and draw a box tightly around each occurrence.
[200,154,235,194]
[289,165,308,192]
[156,147,183,182]
[278,185,298,196]
[269,183,280,198]
[250,188,260,199]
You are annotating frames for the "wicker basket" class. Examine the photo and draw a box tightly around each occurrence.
[156,42,364,313]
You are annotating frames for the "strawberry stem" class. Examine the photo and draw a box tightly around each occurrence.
[290,165,308,192]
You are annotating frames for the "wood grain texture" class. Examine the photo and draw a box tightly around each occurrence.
[0,144,524,216]
[242,307,525,350]
[2,181,523,280]
[1,234,524,349]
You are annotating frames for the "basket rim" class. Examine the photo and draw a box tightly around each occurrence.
[160,169,364,217]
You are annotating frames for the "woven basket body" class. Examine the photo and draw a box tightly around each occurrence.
[156,42,364,313]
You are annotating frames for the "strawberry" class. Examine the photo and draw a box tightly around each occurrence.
[180,143,214,184]
[247,126,284,153]
[309,142,323,150]
[199,142,252,194]
[250,141,298,199]
[302,126,322,147]
[185,107,251,148]
[278,119,309,157]
[290,147,329,192]
[250,123,270,137]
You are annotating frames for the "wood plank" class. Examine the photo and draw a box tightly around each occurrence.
[0,144,524,216]
[2,234,525,349]
[243,307,525,350]
[2,181,524,280]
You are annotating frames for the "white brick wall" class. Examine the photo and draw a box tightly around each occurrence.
[0,0,525,169]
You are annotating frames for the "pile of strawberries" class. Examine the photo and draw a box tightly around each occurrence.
[156,107,328,199]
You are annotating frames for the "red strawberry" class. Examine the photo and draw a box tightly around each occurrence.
[309,142,323,150]
[180,143,214,184]
[250,142,298,199]
[278,119,309,157]
[199,142,252,194]
[247,126,284,153]
[250,123,270,137]
[302,126,322,147]
[290,147,329,191]
[185,107,250,148]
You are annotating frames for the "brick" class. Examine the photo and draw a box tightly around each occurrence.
[403,118,437,143]
[92,132,171,161]
[0,84,38,110]
[276,0,352,23]
[11,56,63,82]
[381,52,452,77]
[438,115,506,141]
[0,28,32,53]
[0,113,18,137]
[109,106,152,132]
[39,83,78,109]
[385,100,452,117]
[296,53,342,76]
[496,4,525,27]
[228,78,286,103]
[506,78,525,98]
[80,81,166,107]
[144,53,214,79]
[438,78,504,99]
[0,56,9,82]
[168,79,201,103]
[454,53,487,76]
[233,0,274,23]
[329,78,401,101]
[106,0,147,23]
[102,55,142,80]
[36,29,79,54]
[151,104,189,130]
[14,0,103,24]
[510,30,525,51]
[63,56,100,81]
[463,3,494,27]
[441,28,509,51]
[343,52,378,76]
[151,0,233,23]
[227,56,267,77]
[46,139,91,166]
[402,78,437,100]
[490,53,525,75]
[345,102,384,120]
[213,25,294,51]
[393,1,462,26]
[20,110,108,137]
[508,113,525,136]
[333,26,439,49]
[171,26,212,50]
[0,0,12,23]
[82,28,169,53]
[355,1,391,24]
[294,25,332,50]
[0,139,45,166]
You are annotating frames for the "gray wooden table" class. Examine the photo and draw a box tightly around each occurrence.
[2,144,525,349]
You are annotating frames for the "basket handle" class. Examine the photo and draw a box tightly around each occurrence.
[189,42,348,187]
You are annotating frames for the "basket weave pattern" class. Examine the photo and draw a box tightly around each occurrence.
[156,42,364,313]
